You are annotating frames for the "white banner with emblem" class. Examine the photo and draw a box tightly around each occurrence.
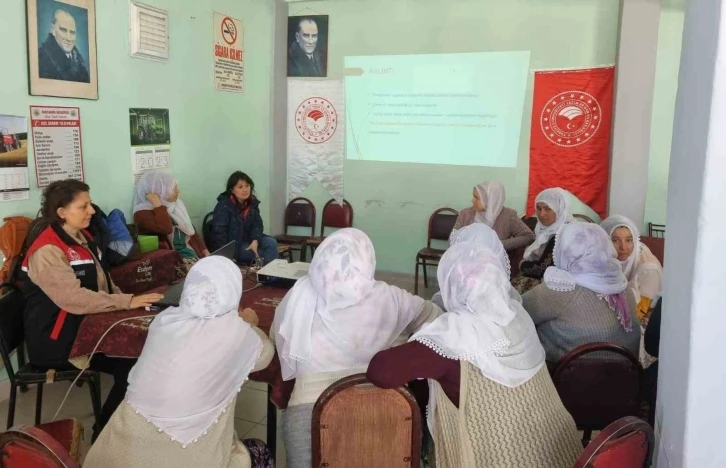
[287,80,345,202]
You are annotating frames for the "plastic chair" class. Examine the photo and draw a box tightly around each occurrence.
[414,208,458,295]
[274,197,316,262]
[0,284,102,429]
[312,374,421,468]
[573,416,654,468]
[305,199,354,257]
[550,342,644,445]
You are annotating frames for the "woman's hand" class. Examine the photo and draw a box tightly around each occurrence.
[239,307,259,327]
[130,293,165,309]
[246,240,260,255]
[202,249,211,258]
[146,193,163,208]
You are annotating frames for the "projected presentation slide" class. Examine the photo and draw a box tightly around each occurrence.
[345,51,530,167]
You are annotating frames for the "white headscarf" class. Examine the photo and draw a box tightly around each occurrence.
[133,171,195,236]
[600,215,663,301]
[523,187,574,261]
[544,223,632,330]
[473,181,506,227]
[411,242,545,433]
[273,228,425,381]
[449,223,511,276]
[127,256,261,447]
[440,223,520,306]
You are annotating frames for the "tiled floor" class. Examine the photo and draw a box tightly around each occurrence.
[0,375,286,466]
[0,272,436,466]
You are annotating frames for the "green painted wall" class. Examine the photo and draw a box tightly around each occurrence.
[291,0,620,272]
[644,1,685,228]
[0,0,683,277]
[0,0,275,230]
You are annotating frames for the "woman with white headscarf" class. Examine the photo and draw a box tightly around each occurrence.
[522,223,640,363]
[601,214,663,368]
[368,243,582,468]
[512,187,574,294]
[452,181,534,252]
[600,215,663,320]
[272,228,443,468]
[432,223,512,311]
[133,171,209,276]
[85,257,275,468]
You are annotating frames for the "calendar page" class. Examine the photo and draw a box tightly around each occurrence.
[131,146,172,184]
[0,114,30,201]
[129,108,172,183]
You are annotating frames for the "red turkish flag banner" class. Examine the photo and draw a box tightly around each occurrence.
[527,66,615,219]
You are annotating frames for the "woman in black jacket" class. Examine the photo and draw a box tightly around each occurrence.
[210,172,279,266]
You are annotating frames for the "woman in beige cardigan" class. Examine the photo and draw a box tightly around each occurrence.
[452,181,535,251]
[368,242,582,468]
[84,257,274,468]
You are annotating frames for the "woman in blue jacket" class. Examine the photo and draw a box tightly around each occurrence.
[211,171,279,266]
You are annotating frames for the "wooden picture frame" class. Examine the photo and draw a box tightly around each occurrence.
[287,15,329,78]
[27,0,98,100]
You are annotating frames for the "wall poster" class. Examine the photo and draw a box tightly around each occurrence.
[129,108,171,183]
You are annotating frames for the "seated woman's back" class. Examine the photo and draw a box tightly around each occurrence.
[272,228,441,468]
[522,222,640,363]
[523,284,640,361]
[368,242,581,468]
[84,257,274,468]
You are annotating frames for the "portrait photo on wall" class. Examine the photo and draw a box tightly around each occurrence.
[26,0,98,100]
[287,15,328,78]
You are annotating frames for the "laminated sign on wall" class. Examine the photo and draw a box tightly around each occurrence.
[30,106,85,187]
[213,13,244,93]
[287,80,345,203]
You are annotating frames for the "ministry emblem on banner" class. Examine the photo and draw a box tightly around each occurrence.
[287,80,345,203]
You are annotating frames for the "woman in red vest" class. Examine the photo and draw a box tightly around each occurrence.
[22,179,163,441]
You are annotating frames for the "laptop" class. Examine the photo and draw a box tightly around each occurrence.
[152,241,235,308]
[256,259,310,282]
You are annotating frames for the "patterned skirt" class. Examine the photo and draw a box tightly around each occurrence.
[241,438,274,468]
[174,257,198,280]
[511,274,542,295]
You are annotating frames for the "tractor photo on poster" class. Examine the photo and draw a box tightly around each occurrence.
[129,108,171,146]
[0,115,28,168]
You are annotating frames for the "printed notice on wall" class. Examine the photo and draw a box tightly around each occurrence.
[0,114,30,201]
[129,108,172,183]
[213,13,244,93]
[30,106,85,188]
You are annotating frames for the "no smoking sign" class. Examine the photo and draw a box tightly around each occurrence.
[221,17,237,45]
[213,13,244,93]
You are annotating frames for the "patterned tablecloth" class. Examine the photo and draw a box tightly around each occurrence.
[109,249,182,295]
[68,280,287,360]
